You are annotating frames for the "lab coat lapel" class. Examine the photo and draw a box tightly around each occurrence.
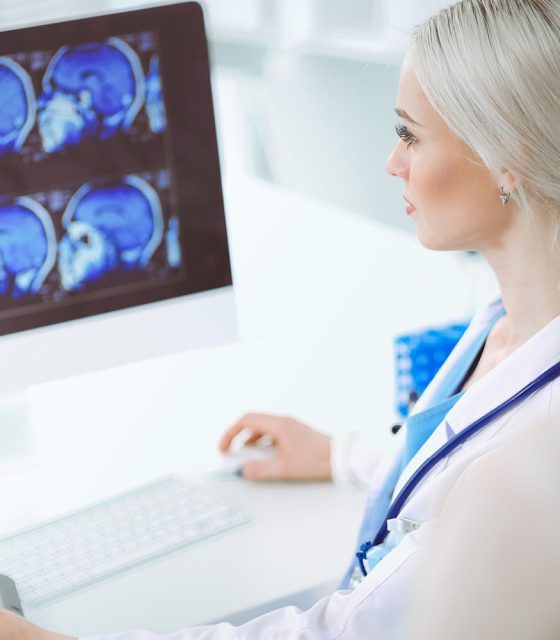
[406,299,504,415]
[394,304,560,497]
[445,311,560,440]
[392,299,504,494]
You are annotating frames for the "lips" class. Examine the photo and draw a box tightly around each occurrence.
[403,195,416,214]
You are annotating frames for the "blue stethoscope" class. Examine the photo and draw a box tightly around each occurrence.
[356,359,560,578]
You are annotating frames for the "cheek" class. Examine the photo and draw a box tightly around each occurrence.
[409,151,503,250]
[411,153,471,207]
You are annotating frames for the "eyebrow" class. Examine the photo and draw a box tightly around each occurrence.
[394,108,423,127]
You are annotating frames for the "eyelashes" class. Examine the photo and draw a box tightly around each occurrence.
[394,123,417,148]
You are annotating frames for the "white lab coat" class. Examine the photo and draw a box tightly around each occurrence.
[411,395,560,639]
[84,299,560,640]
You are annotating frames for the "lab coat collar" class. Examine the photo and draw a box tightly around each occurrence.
[394,300,560,496]
[407,298,505,416]
[445,308,560,436]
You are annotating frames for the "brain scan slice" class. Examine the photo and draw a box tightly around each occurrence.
[0,174,175,298]
[145,55,166,134]
[58,175,164,291]
[0,197,57,298]
[165,216,181,268]
[38,37,146,153]
[0,57,37,155]
[0,32,168,161]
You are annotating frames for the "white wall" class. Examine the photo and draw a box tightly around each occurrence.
[206,0,456,232]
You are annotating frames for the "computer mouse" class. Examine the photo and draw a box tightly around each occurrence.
[215,445,277,477]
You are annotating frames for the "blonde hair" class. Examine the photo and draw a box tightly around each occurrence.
[410,0,560,241]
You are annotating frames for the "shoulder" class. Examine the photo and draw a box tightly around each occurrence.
[433,377,560,580]
[412,390,560,639]
[454,380,560,514]
[437,384,560,571]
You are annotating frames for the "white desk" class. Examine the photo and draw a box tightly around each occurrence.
[0,175,487,635]
[25,479,366,634]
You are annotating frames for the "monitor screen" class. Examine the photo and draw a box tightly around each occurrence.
[0,2,231,336]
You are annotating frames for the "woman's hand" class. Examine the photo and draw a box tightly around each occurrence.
[219,413,332,481]
[0,609,73,640]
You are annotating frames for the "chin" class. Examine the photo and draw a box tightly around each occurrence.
[414,229,465,252]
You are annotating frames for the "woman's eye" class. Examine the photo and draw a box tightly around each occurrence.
[394,123,417,149]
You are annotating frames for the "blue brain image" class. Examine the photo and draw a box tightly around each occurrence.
[0,57,37,155]
[145,55,166,134]
[58,175,164,291]
[38,37,146,153]
[165,216,182,269]
[0,197,57,298]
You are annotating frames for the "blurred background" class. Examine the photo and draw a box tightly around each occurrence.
[0,0,456,233]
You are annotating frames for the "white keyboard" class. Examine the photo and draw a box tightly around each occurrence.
[0,476,250,608]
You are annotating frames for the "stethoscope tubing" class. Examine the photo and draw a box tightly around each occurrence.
[357,360,560,577]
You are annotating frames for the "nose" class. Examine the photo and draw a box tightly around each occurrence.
[385,141,409,179]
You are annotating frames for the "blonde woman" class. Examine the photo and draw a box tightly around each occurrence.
[2,0,560,638]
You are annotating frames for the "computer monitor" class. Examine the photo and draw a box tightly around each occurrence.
[0,2,237,468]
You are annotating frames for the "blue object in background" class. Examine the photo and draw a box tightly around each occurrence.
[394,322,469,418]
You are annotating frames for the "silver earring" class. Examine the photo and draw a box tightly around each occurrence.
[499,186,512,206]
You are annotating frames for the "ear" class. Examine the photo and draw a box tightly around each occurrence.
[498,170,520,193]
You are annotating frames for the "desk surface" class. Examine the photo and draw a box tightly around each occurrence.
[0,175,489,634]
[25,477,365,635]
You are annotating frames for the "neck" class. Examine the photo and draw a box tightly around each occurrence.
[482,214,560,349]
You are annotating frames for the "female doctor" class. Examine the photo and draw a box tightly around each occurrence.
[2,0,560,637]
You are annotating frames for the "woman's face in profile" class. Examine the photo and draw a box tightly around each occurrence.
[385,56,514,253]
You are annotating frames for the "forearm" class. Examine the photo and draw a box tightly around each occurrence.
[0,610,74,640]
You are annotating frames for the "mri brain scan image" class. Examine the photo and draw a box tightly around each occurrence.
[0,197,57,298]
[0,28,185,321]
[58,175,164,291]
[165,216,181,268]
[38,37,146,153]
[145,55,166,134]
[0,57,37,155]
